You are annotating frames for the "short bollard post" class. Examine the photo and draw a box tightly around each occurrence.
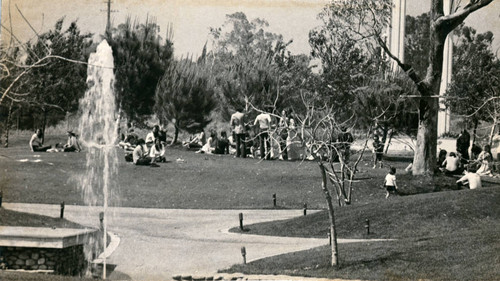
[328,232,331,245]
[60,201,65,219]
[365,219,370,235]
[0,190,3,208]
[241,246,247,264]
[239,213,244,230]
[303,203,307,216]
[99,212,105,231]
[272,193,276,207]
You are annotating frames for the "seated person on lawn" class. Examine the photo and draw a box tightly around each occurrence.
[63,131,82,152]
[214,131,230,155]
[29,129,52,152]
[146,125,160,149]
[441,152,461,175]
[149,138,166,162]
[456,167,482,190]
[183,130,206,150]
[133,139,157,166]
[119,129,139,151]
[196,130,217,154]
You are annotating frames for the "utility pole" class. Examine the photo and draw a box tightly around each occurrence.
[106,0,111,34]
[101,0,118,37]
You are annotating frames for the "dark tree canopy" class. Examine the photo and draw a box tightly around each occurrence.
[21,18,93,132]
[107,17,174,123]
[154,59,216,143]
[446,26,499,138]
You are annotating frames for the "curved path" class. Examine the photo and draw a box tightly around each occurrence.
[4,203,388,280]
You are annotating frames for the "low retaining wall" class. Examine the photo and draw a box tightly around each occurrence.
[0,245,85,275]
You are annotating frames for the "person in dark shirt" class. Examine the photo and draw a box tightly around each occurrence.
[215,131,230,155]
[336,126,354,163]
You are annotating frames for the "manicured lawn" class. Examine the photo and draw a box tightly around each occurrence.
[2,134,499,280]
[0,271,99,281]
[222,187,500,280]
[0,208,85,229]
[0,134,450,209]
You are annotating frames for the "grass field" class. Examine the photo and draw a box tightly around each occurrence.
[1,134,485,210]
[223,187,500,280]
[1,134,499,280]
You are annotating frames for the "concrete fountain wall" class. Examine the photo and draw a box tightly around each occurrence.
[0,226,99,275]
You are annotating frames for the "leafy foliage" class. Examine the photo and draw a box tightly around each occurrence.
[107,17,173,123]
[209,12,305,120]
[405,12,431,79]
[446,26,499,127]
[21,18,92,131]
[154,59,216,143]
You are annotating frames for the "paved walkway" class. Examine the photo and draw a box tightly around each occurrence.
[4,203,388,280]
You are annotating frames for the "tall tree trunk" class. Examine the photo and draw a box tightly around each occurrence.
[171,121,179,145]
[412,1,448,175]
[413,97,439,175]
[489,122,497,147]
[4,101,14,147]
[472,118,478,146]
[41,108,48,144]
[319,163,338,268]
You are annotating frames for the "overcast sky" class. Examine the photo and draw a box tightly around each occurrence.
[1,0,499,57]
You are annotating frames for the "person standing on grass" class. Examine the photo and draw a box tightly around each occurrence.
[29,129,52,152]
[254,112,272,160]
[456,129,470,164]
[372,135,384,169]
[278,109,289,160]
[230,107,246,158]
[337,126,354,163]
[384,167,398,199]
[133,138,158,166]
[456,167,482,190]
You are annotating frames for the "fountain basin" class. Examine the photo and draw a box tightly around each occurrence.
[0,227,99,275]
[0,227,98,248]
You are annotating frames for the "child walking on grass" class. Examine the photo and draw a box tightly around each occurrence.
[384,167,398,198]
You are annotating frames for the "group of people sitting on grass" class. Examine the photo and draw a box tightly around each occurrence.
[437,144,494,177]
[29,129,81,153]
[182,108,354,162]
[182,130,230,155]
[118,124,167,166]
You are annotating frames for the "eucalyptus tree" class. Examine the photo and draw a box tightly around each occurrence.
[318,0,494,175]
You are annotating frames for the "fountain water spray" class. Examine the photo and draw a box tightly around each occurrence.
[78,40,119,279]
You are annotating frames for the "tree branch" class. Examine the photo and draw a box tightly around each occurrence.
[436,0,494,32]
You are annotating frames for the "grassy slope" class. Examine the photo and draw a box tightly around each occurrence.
[0,272,98,281]
[0,208,85,229]
[223,187,500,280]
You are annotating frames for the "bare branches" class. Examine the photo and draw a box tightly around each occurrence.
[436,0,494,32]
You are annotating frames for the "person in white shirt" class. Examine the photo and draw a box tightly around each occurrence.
[145,125,160,148]
[456,168,482,190]
[254,112,272,160]
[230,108,246,158]
[441,152,460,175]
[384,167,398,199]
[149,138,166,162]
[133,139,157,166]
[63,131,81,152]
